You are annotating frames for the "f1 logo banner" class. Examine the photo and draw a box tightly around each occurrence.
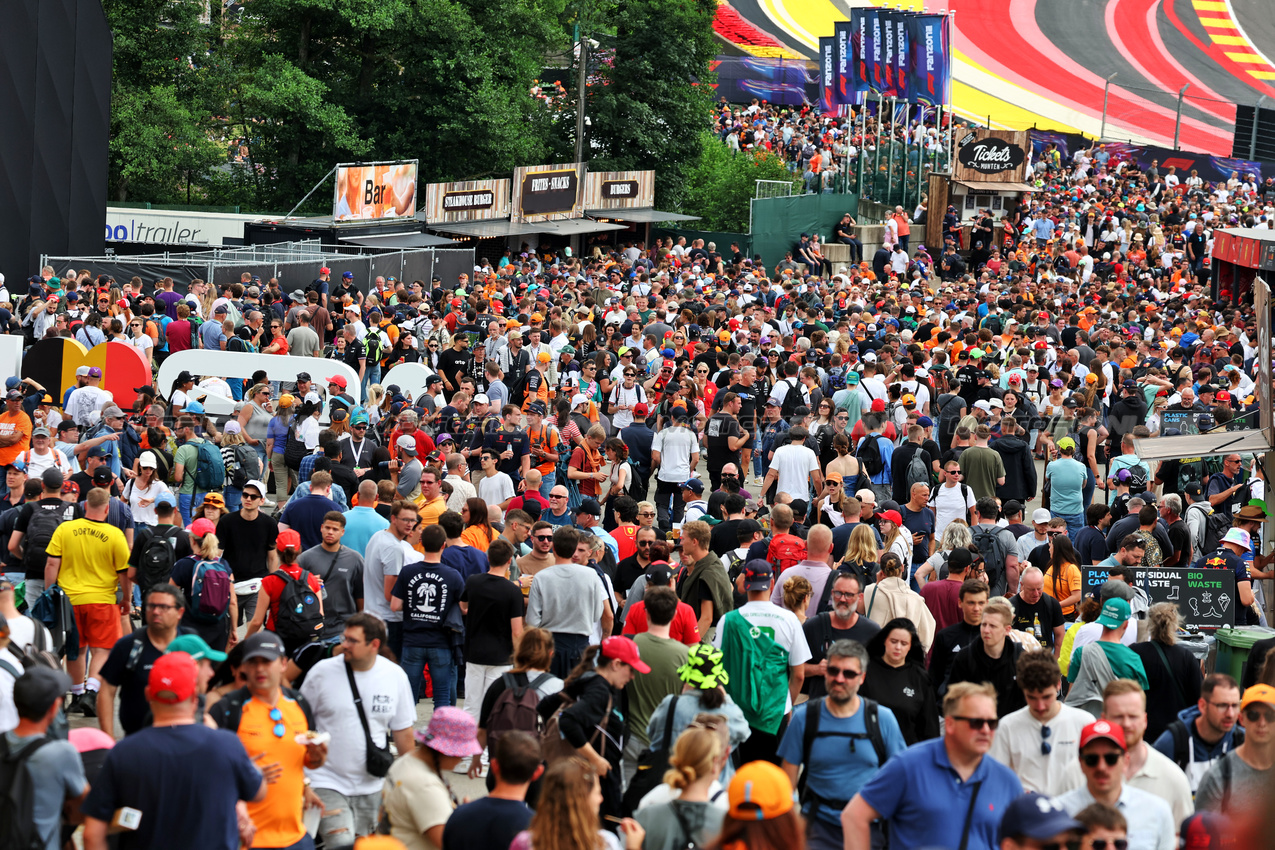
[819,37,836,113]
[906,14,951,107]
[834,22,857,105]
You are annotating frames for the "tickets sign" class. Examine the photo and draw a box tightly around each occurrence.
[332,161,418,224]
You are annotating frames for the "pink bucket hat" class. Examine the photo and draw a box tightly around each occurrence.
[414,707,482,757]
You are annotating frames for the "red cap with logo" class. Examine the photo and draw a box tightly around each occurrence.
[147,652,198,704]
[600,636,651,673]
[277,528,302,553]
[1078,719,1126,750]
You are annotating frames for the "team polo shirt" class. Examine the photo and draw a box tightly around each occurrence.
[859,738,1023,850]
[46,517,130,605]
[238,694,311,848]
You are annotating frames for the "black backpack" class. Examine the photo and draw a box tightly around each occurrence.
[1188,505,1230,560]
[621,695,680,816]
[21,505,67,574]
[274,569,325,649]
[137,526,181,598]
[855,434,886,478]
[797,696,888,812]
[229,443,261,489]
[778,377,804,420]
[0,735,53,850]
[971,525,1012,597]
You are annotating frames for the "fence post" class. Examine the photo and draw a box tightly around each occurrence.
[1252,96,1269,161]
[1173,84,1190,150]
[1099,73,1116,141]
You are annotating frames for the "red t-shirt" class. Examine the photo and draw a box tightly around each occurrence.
[261,563,323,632]
[509,490,549,516]
[610,524,639,561]
[389,427,436,460]
[622,600,702,645]
[166,320,193,352]
[919,577,963,632]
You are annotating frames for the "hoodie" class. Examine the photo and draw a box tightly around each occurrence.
[992,435,1037,502]
[1150,703,1244,777]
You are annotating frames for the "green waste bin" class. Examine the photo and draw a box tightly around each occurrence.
[1212,626,1275,681]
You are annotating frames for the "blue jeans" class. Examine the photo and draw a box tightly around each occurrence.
[1052,511,1084,539]
[539,471,556,499]
[224,486,242,513]
[400,644,455,708]
[361,363,382,398]
[1083,467,1096,510]
[178,491,207,526]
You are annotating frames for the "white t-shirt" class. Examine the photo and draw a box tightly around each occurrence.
[22,447,70,480]
[0,647,20,733]
[4,615,51,657]
[769,444,819,497]
[129,333,154,359]
[712,600,811,714]
[126,478,175,527]
[652,427,697,483]
[477,472,516,514]
[1070,622,1135,657]
[301,655,416,796]
[297,416,321,450]
[988,703,1092,795]
[931,482,976,538]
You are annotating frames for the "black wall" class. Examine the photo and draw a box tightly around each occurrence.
[0,0,111,290]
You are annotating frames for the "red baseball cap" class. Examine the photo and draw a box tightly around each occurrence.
[1079,719,1126,750]
[326,375,348,389]
[277,528,302,552]
[147,652,198,704]
[870,399,886,413]
[633,402,650,417]
[600,636,651,673]
[878,509,903,526]
[189,518,216,538]
[320,266,331,275]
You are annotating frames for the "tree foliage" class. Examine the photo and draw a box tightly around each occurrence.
[586,0,717,210]
[103,0,719,215]
[681,134,800,233]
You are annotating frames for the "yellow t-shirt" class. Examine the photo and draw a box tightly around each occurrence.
[417,496,446,528]
[47,518,129,605]
[1043,561,1082,616]
[238,695,310,849]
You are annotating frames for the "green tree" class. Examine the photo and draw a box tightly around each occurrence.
[681,133,799,232]
[586,0,717,208]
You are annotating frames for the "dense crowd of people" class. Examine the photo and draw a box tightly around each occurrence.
[3,121,1275,850]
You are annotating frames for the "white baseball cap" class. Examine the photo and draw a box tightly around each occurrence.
[571,393,590,408]
[1032,509,1052,524]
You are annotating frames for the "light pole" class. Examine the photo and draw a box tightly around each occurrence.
[1099,72,1116,141]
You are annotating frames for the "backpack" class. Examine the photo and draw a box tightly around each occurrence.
[137,526,181,597]
[541,687,613,768]
[21,505,67,574]
[190,559,233,622]
[778,378,804,420]
[1165,718,1243,774]
[855,434,886,478]
[1134,529,1164,568]
[273,569,325,649]
[767,533,807,574]
[191,439,225,492]
[364,327,385,363]
[905,448,931,490]
[0,735,54,850]
[209,685,315,733]
[229,443,261,489]
[797,696,888,812]
[486,672,552,747]
[284,423,309,471]
[1126,464,1149,492]
[1188,503,1229,557]
[929,482,973,525]
[621,694,681,817]
[971,525,1012,597]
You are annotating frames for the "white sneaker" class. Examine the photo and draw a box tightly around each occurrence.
[452,760,471,774]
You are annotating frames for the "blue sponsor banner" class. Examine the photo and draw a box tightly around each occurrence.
[906,14,950,107]
[819,36,837,113]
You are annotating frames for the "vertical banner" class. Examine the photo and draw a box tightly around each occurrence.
[835,22,855,105]
[819,36,837,114]
[868,9,883,93]
[907,14,951,107]
[879,10,898,97]
[894,12,910,102]
[850,9,871,95]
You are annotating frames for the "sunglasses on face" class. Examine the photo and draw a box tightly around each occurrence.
[1245,706,1275,723]
[953,716,999,731]
[1081,752,1122,768]
[826,665,863,680]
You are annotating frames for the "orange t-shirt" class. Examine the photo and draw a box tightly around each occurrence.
[238,695,310,848]
[461,525,493,552]
[0,410,33,465]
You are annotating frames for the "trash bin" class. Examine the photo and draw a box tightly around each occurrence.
[1212,626,1275,682]
[1178,633,1215,668]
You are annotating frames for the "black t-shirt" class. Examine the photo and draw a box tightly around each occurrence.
[1010,593,1066,647]
[704,412,742,472]
[100,629,177,735]
[709,518,745,557]
[614,556,647,595]
[460,572,525,665]
[726,383,760,430]
[436,348,474,395]
[342,337,366,371]
[956,365,982,404]
[1165,519,1191,567]
[69,472,121,499]
[801,613,881,697]
[215,511,279,581]
[443,797,534,850]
